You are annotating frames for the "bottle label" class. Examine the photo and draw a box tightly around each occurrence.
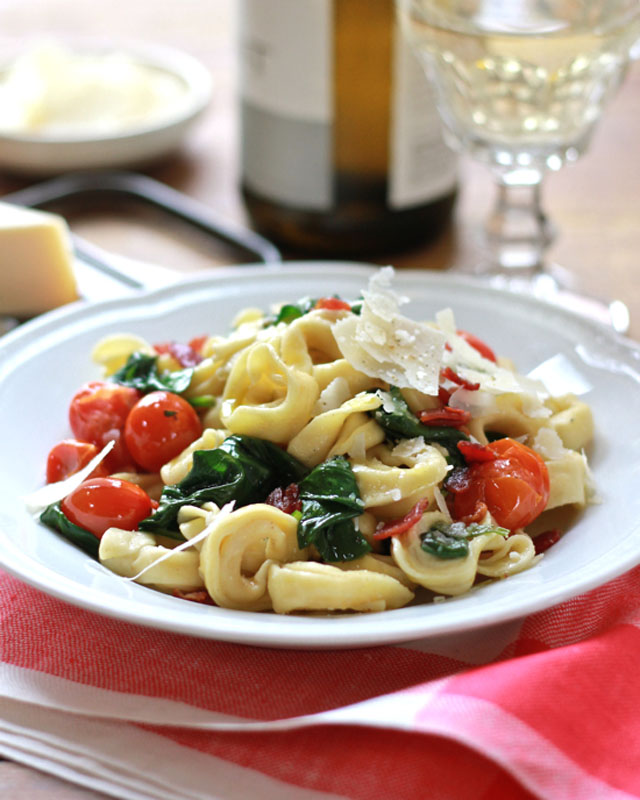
[388,24,458,208]
[239,0,457,212]
[240,0,333,210]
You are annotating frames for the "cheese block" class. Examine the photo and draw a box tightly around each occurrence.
[0,201,78,316]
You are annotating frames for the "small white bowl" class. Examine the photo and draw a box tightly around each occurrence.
[0,39,213,175]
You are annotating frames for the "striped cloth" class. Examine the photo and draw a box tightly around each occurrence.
[1,565,639,800]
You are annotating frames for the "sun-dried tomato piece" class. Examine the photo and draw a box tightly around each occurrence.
[373,497,430,540]
[457,441,499,464]
[440,366,480,392]
[419,406,472,428]
[173,589,215,605]
[265,483,302,514]
[444,466,471,494]
[456,330,497,362]
[534,529,562,554]
[154,341,203,368]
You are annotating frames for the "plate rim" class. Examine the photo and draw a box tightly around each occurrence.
[2,262,640,649]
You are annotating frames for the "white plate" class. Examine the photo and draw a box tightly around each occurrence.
[1,263,639,649]
[0,39,212,175]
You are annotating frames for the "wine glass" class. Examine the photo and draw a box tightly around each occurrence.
[396,0,640,330]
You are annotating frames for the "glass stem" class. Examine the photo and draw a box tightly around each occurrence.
[484,170,554,275]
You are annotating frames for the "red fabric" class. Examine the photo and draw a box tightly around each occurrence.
[2,565,640,800]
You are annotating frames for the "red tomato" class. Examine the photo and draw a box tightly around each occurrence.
[46,439,110,483]
[188,335,208,353]
[124,391,202,472]
[450,438,550,530]
[314,297,352,311]
[69,382,141,471]
[457,330,497,362]
[60,477,153,538]
[153,341,203,367]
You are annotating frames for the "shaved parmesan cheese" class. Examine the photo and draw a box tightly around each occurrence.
[433,485,450,517]
[435,308,456,334]
[376,389,397,414]
[364,266,409,320]
[521,393,552,418]
[527,354,593,397]
[442,327,550,415]
[333,268,446,395]
[532,427,566,460]
[24,440,115,515]
[349,431,367,463]
[390,437,438,466]
[125,501,235,583]
[449,387,498,416]
[314,377,352,414]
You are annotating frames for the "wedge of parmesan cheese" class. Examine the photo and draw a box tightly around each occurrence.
[333,267,446,395]
[0,201,78,316]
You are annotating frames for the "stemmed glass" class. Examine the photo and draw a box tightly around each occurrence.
[396,0,640,330]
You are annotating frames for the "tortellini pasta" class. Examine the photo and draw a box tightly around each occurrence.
[79,270,597,616]
[391,512,537,596]
[198,504,306,611]
[351,442,449,518]
[99,529,204,592]
[268,561,414,614]
[221,342,319,444]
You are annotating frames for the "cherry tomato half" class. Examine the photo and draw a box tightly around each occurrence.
[314,297,352,311]
[46,439,110,484]
[60,477,154,538]
[457,329,497,363]
[450,438,549,530]
[124,391,202,473]
[69,382,141,471]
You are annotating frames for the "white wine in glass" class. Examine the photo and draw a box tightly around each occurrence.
[396,0,640,321]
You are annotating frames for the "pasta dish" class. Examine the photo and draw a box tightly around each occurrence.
[36,268,596,614]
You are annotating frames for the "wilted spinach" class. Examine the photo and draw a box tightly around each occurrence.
[264,297,317,327]
[138,435,308,536]
[370,387,468,465]
[421,520,509,560]
[40,502,99,559]
[297,455,370,562]
[112,352,193,396]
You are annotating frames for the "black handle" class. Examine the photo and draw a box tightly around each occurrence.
[2,170,283,269]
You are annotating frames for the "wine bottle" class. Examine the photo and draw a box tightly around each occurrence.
[238,0,457,257]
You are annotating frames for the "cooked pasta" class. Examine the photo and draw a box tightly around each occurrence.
[39,267,597,616]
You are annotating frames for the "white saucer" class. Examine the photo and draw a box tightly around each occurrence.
[0,39,213,175]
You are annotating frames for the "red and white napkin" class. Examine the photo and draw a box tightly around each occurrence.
[1,565,640,800]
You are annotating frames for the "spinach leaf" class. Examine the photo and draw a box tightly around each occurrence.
[370,387,469,465]
[112,352,193,395]
[265,297,317,327]
[138,435,308,536]
[298,455,370,562]
[421,520,509,560]
[40,502,99,559]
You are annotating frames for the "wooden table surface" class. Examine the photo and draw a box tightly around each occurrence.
[1,1,639,797]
